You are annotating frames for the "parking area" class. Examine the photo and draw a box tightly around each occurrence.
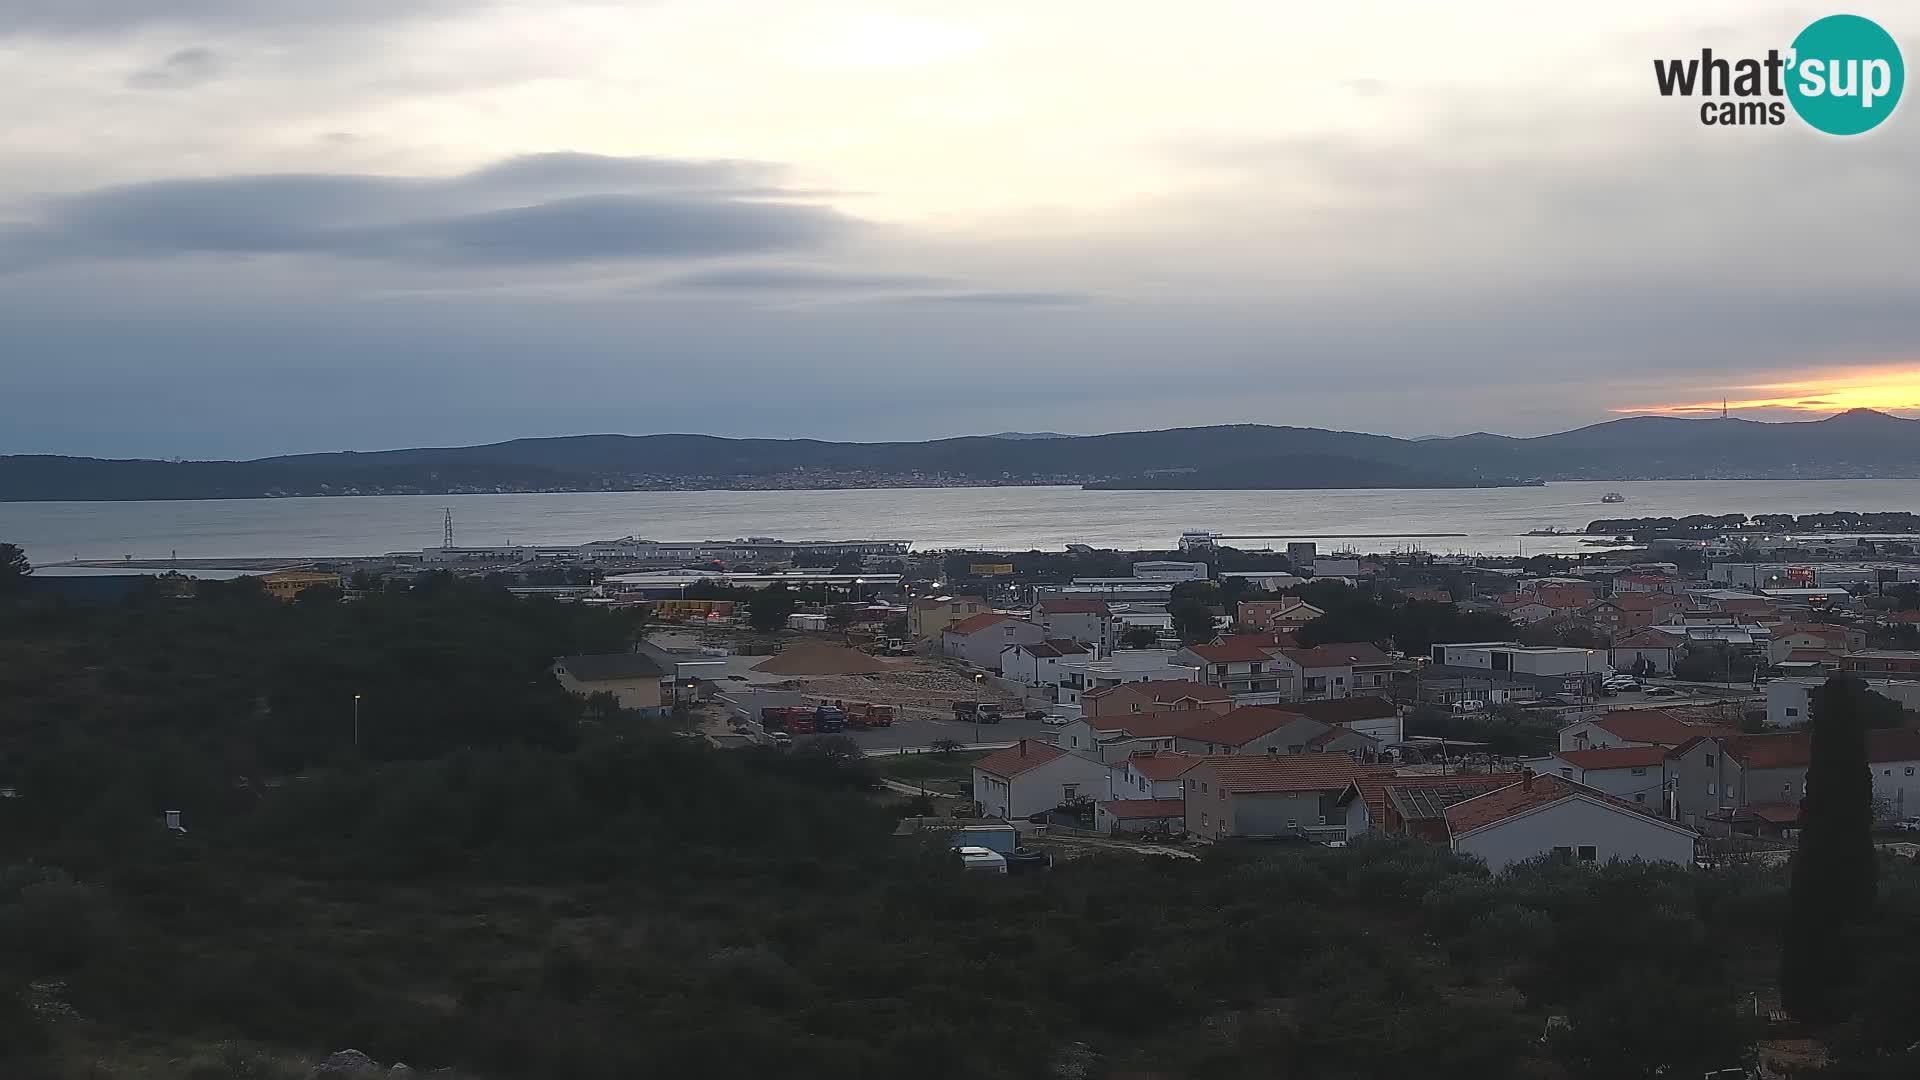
[842,710,1059,752]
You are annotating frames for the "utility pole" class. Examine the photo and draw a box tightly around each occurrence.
[352,694,362,752]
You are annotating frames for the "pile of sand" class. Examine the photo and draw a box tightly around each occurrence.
[750,642,895,676]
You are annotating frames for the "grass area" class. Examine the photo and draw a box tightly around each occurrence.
[873,750,986,785]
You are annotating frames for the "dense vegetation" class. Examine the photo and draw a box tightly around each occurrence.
[4,569,1920,1077]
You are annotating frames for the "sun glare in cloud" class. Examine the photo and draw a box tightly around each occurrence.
[1616,365,1920,418]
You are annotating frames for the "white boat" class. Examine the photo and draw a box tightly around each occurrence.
[1600,492,1626,504]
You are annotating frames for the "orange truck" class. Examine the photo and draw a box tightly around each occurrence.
[847,703,896,729]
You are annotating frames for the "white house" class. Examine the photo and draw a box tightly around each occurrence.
[1557,709,1736,752]
[1443,773,1698,873]
[1055,711,1210,764]
[1035,599,1117,651]
[1106,751,1196,802]
[1767,676,1920,729]
[1538,746,1669,810]
[971,740,1113,820]
[942,613,1046,669]
[1272,642,1393,700]
[999,639,1089,686]
[1610,630,1681,676]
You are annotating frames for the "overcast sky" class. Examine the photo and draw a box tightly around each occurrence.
[4,1,1918,458]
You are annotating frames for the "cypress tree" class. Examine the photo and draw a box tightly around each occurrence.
[1779,675,1878,1022]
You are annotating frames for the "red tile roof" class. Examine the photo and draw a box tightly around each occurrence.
[1588,709,1738,746]
[945,612,1015,636]
[1746,801,1802,824]
[973,739,1068,779]
[1185,637,1287,662]
[1554,746,1670,771]
[1609,593,1681,611]
[1082,679,1230,705]
[1279,696,1398,725]
[1443,773,1689,837]
[1343,772,1523,826]
[1705,729,1920,771]
[1123,751,1199,780]
[1189,756,1388,794]
[1092,713,1210,739]
[1280,642,1392,668]
[1181,706,1317,748]
[1097,798,1187,820]
[1613,630,1678,649]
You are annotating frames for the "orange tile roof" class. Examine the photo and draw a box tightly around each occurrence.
[1280,696,1398,725]
[1189,756,1388,794]
[973,739,1068,779]
[1093,713,1211,739]
[1343,772,1522,825]
[945,612,1015,636]
[1588,709,1737,746]
[1443,773,1687,836]
[1554,746,1670,770]
[1181,706,1316,748]
[1097,798,1187,820]
[1082,679,1230,705]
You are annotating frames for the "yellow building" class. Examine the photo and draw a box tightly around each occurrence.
[553,653,669,715]
[908,594,987,640]
[258,570,342,601]
[650,599,738,621]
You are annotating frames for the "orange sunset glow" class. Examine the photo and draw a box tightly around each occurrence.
[1615,365,1920,418]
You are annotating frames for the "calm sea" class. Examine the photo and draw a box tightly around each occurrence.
[9,480,1920,566]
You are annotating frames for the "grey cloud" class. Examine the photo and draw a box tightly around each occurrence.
[127,46,222,90]
[897,291,1089,306]
[0,1,470,36]
[2,155,857,269]
[658,266,951,291]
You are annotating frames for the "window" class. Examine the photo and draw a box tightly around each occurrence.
[1577,845,1598,863]
[1786,707,1799,717]
[1063,785,1077,800]
[1552,845,1573,858]
[1218,789,1225,801]
[1201,782,1208,794]
[1634,793,1646,803]
[1267,746,1278,756]
[1558,768,1573,779]
[1784,782,1792,793]
[1631,767,1647,776]
[1708,783,1717,796]
[1908,767,1916,776]
[1705,753,1716,767]
[1201,812,1209,827]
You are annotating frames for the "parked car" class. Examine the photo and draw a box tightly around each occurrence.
[1893,818,1920,833]
[1042,714,1071,727]
[1644,686,1679,697]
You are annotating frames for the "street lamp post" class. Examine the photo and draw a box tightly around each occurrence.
[352,693,362,752]
[974,672,984,744]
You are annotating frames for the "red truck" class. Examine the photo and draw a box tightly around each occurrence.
[847,703,896,729]
[761,706,816,734]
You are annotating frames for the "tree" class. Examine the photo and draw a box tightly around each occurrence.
[827,605,856,630]
[0,543,29,596]
[1170,599,1216,645]
[746,583,798,631]
[1120,626,1159,650]
[1781,676,1879,1023]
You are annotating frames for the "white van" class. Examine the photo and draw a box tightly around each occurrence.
[957,846,1008,875]
[1450,699,1485,715]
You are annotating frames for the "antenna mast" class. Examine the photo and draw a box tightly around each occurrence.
[443,507,455,548]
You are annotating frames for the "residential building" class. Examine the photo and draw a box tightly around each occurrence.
[1057,652,1203,704]
[552,653,668,715]
[1669,729,1920,832]
[1273,642,1393,699]
[1174,707,1376,758]
[1035,598,1116,650]
[1610,630,1682,676]
[942,613,1045,669]
[1582,593,1682,635]
[1519,579,1599,609]
[1181,757,1388,842]
[1767,676,1920,728]
[908,595,987,640]
[1236,600,1322,633]
[1056,711,1212,763]
[1338,773,1521,840]
[1175,637,1294,700]
[1107,751,1197,801]
[1079,680,1232,721]
[1443,773,1698,873]
[1539,747,1670,808]
[971,740,1112,820]
[999,639,1090,686]
[1613,572,1688,595]
[1277,696,1403,744]
[1766,624,1868,666]
[1558,709,1738,752]
[1842,650,1920,679]
[258,570,343,601]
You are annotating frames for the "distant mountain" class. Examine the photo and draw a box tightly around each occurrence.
[1083,454,1513,490]
[5,409,1919,501]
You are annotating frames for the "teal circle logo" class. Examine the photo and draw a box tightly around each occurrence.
[1787,14,1904,135]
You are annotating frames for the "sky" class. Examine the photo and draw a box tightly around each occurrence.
[3,1,1919,458]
